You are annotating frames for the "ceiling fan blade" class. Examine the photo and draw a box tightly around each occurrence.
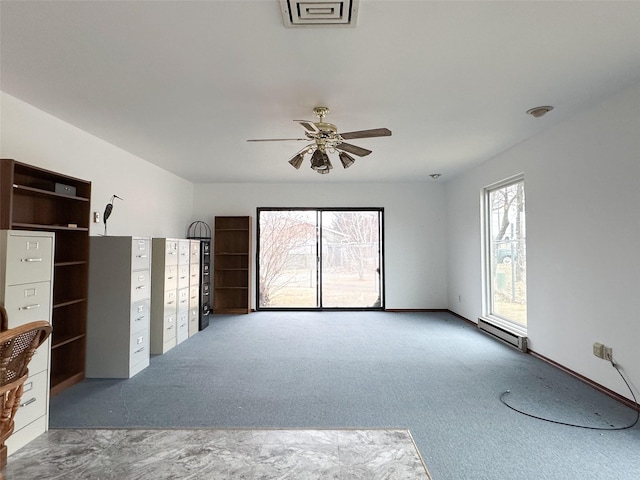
[339,128,392,140]
[294,120,319,134]
[336,142,372,157]
[247,138,309,142]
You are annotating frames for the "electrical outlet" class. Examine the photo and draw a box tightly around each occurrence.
[593,342,613,361]
[593,342,605,359]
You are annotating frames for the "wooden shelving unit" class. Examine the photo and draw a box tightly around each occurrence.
[1,158,91,395]
[213,216,251,314]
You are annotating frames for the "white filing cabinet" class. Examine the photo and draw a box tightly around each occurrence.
[86,236,151,378]
[176,240,190,345]
[150,238,179,354]
[188,240,201,337]
[0,230,54,456]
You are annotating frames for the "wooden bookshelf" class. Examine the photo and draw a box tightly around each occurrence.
[1,158,91,395]
[213,216,251,314]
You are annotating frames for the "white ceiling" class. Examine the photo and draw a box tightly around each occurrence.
[2,1,639,184]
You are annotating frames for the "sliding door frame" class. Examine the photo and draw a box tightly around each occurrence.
[256,207,385,311]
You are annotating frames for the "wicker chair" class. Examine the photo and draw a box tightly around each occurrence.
[0,306,52,470]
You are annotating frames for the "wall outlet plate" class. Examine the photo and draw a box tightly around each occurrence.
[593,342,605,359]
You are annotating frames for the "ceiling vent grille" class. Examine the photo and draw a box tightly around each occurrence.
[280,0,359,28]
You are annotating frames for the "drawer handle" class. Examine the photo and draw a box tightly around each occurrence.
[136,254,148,258]
[136,285,147,290]
[19,304,40,310]
[134,347,145,353]
[20,397,36,408]
[135,316,145,322]
[21,257,43,262]
[167,325,174,330]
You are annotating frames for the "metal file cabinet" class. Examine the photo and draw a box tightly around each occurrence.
[0,230,54,456]
[86,236,151,378]
[176,240,190,345]
[188,239,200,337]
[186,221,211,331]
[150,238,179,354]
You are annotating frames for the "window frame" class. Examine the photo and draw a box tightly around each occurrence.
[480,173,527,336]
[256,207,385,311]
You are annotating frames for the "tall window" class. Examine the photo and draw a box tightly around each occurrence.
[257,208,383,309]
[483,176,527,331]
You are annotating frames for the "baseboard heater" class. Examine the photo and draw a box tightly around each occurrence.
[477,318,528,352]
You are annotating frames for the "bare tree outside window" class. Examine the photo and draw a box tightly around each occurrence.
[258,209,383,309]
[258,210,317,307]
[327,211,380,281]
[487,179,527,326]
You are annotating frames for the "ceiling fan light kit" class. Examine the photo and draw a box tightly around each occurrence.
[310,149,333,173]
[339,151,356,169]
[288,152,305,170]
[248,106,391,175]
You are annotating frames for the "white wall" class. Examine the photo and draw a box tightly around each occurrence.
[1,92,193,238]
[192,182,448,310]
[446,82,640,400]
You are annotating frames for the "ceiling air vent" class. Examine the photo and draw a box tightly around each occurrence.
[280,0,359,28]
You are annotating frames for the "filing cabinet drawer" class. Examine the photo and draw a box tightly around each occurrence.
[164,313,176,340]
[130,331,149,365]
[130,356,149,377]
[164,289,177,314]
[4,234,53,285]
[165,265,178,291]
[178,264,189,289]
[178,240,190,265]
[27,338,50,376]
[190,240,200,264]
[5,416,47,456]
[176,311,188,344]
[188,308,198,337]
[189,264,199,286]
[131,238,151,271]
[14,370,48,432]
[4,282,52,326]
[130,299,150,335]
[178,287,189,311]
[131,270,151,303]
[164,240,179,265]
[189,287,199,309]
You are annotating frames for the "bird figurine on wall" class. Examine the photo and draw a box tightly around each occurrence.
[103,194,123,235]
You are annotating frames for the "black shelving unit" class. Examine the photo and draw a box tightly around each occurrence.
[187,221,212,330]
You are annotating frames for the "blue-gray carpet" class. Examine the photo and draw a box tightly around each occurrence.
[50,311,640,479]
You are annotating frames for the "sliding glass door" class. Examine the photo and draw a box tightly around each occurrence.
[257,208,383,309]
[258,210,318,308]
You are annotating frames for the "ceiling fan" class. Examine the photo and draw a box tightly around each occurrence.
[247,106,392,174]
